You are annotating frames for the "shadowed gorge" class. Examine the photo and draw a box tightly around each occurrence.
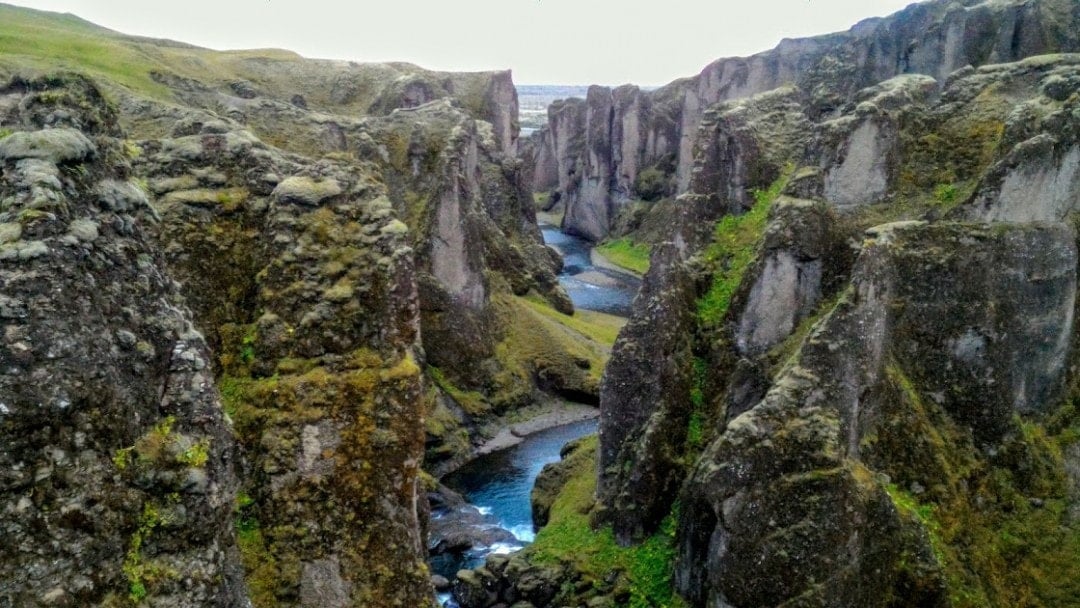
[1,1,1079,607]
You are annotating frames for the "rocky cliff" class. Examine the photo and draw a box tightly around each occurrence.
[7,1,609,462]
[526,0,1080,243]
[0,74,248,607]
[596,52,1080,608]
[0,5,604,605]
[457,26,1080,608]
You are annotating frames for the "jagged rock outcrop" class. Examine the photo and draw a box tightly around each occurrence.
[594,85,828,543]
[526,0,1080,242]
[590,51,1080,608]
[677,221,1077,607]
[958,56,1080,221]
[0,75,247,607]
[126,109,433,605]
[596,243,697,543]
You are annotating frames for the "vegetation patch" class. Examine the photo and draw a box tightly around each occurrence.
[596,237,651,275]
[428,365,488,416]
[685,357,708,453]
[525,436,688,608]
[112,416,211,471]
[697,170,790,328]
[123,497,181,604]
[533,191,551,209]
[872,362,1080,607]
[485,294,614,409]
[521,294,626,347]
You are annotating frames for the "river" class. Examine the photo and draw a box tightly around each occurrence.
[431,224,640,605]
[540,223,640,316]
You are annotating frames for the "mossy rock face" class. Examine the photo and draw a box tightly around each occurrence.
[0,76,247,607]
[272,176,344,206]
[676,221,1078,607]
[0,127,96,163]
[588,52,1080,608]
[126,85,434,604]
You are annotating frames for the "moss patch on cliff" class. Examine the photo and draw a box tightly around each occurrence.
[697,171,789,328]
[524,436,687,608]
[216,349,428,607]
[429,366,487,416]
[870,362,1080,608]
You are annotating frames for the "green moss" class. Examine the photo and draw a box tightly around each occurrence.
[428,366,488,416]
[0,127,12,140]
[596,238,651,275]
[235,515,280,608]
[933,183,958,205]
[697,169,791,328]
[123,496,181,604]
[767,289,848,374]
[112,415,212,470]
[176,438,210,468]
[533,191,551,209]
[686,357,708,452]
[874,362,1080,607]
[112,446,133,471]
[526,436,687,608]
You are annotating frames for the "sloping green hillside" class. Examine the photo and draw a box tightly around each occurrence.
[0,2,494,114]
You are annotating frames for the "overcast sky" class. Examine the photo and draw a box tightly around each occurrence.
[7,0,921,85]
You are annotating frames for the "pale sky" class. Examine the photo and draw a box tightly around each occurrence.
[6,0,921,86]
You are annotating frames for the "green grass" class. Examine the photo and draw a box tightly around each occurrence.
[0,5,171,97]
[596,238,651,275]
[533,191,551,209]
[521,295,626,347]
[0,3,407,110]
[697,170,791,328]
[525,436,689,608]
[427,366,488,416]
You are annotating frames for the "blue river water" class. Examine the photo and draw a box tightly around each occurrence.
[432,224,639,604]
[431,418,599,583]
[540,223,640,317]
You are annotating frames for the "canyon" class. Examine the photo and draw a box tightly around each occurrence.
[1,0,1079,607]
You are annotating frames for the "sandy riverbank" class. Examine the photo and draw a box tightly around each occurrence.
[475,400,599,455]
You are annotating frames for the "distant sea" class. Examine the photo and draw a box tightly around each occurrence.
[515,84,657,134]
[516,85,590,133]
